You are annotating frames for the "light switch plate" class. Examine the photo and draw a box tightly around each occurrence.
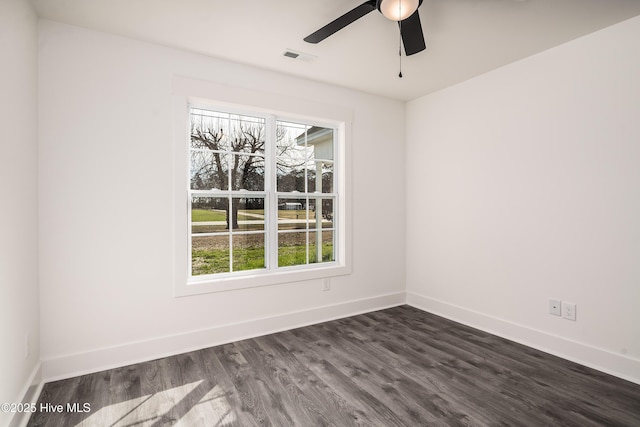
[562,302,576,321]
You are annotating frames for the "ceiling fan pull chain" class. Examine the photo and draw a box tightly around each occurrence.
[399,16,403,78]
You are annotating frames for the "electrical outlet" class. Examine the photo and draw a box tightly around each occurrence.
[322,278,331,291]
[549,299,561,316]
[562,302,577,321]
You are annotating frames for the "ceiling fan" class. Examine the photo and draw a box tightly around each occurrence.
[304,0,426,56]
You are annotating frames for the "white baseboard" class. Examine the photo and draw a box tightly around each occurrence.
[406,291,640,385]
[39,291,639,387]
[8,362,43,427]
[41,292,405,382]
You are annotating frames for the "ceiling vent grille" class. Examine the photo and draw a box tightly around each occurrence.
[282,49,317,62]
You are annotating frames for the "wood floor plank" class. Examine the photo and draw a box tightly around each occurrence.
[241,343,327,426]
[28,306,640,426]
[256,333,367,426]
[212,342,274,426]
[198,345,263,427]
[281,327,409,426]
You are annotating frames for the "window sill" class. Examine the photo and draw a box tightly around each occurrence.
[175,263,351,297]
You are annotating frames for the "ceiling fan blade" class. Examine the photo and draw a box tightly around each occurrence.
[399,10,426,56]
[304,1,377,43]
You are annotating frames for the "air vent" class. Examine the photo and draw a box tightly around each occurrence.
[282,49,317,62]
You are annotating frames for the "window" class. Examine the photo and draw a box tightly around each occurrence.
[173,81,350,296]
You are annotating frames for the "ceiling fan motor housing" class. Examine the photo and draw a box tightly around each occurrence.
[376,0,423,21]
[304,0,426,56]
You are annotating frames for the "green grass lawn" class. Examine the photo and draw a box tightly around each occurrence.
[278,243,333,267]
[192,247,266,275]
[192,243,334,275]
[192,209,227,222]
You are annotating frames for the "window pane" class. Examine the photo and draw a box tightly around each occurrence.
[191,109,266,150]
[321,162,334,193]
[278,197,307,230]
[233,234,265,272]
[278,232,307,267]
[190,151,228,190]
[306,161,327,194]
[309,127,334,160]
[320,198,334,228]
[306,127,334,193]
[277,164,305,192]
[192,197,229,233]
[228,115,266,154]
[192,235,230,275]
[308,198,334,229]
[277,121,309,192]
[234,197,264,232]
[323,230,335,262]
[231,154,264,191]
[309,231,334,264]
[190,109,229,150]
[276,121,308,152]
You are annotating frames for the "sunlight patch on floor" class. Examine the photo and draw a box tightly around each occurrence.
[176,384,237,426]
[76,381,236,426]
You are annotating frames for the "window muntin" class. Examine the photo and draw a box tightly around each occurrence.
[188,108,338,281]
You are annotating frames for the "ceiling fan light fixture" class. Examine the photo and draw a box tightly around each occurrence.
[378,0,419,21]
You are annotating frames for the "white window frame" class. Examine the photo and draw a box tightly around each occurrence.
[173,77,352,296]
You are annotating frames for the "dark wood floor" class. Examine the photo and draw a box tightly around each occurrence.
[29,305,640,426]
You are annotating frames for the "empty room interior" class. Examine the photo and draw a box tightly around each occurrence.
[2,0,640,426]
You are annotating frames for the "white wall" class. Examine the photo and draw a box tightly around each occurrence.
[406,16,640,383]
[0,0,41,425]
[38,20,405,379]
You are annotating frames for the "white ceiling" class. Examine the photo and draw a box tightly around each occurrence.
[31,0,640,101]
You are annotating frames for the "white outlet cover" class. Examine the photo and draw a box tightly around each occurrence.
[549,299,561,316]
